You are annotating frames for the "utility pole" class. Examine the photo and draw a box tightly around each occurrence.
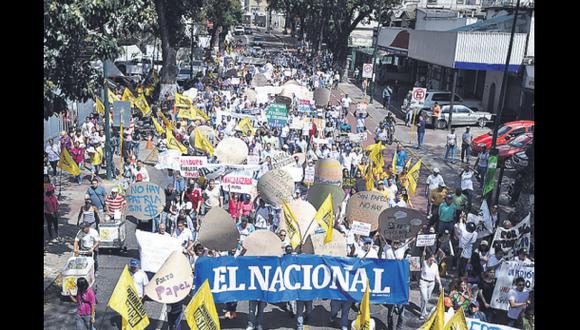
[103,61,112,180]
[447,69,458,130]
[190,22,194,79]
[369,12,384,104]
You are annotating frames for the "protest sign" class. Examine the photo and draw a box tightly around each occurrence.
[307,183,345,212]
[221,169,256,195]
[491,261,535,311]
[351,221,372,237]
[283,166,304,182]
[247,154,260,165]
[348,132,368,143]
[408,256,421,272]
[144,251,193,304]
[314,159,343,186]
[416,234,437,247]
[491,213,531,258]
[346,191,389,232]
[378,207,428,241]
[271,151,295,169]
[194,255,409,304]
[266,103,288,128]
[257,169,295,206]
[302,229,347,257]
[197,208,240,251]
[297,99,313,113]
[215,137,249,165]
[290,118,304,129]
[126,183,166,220]
[179,156,207,178]
[154,150,182,171]
[135,230,183,273]
[304,166,315,184]
[231,77,240,85]
[242,230,284,257]
[466,200,494,239]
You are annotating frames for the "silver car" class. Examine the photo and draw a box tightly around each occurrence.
[424,105,494,129]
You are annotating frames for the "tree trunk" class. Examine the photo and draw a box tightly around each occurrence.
[154,0,177,100]
[219,29,228,52]
[210,27,220,53]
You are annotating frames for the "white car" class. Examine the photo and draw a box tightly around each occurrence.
[424,105,494,129]
[233,26,244,35]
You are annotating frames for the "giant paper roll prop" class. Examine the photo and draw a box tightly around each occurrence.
[242,230,284,257]
[283,79,301,86]
[145,165,167,188]
[144,251,193,304]
[346,191,389,231]
[306,183,345,212]
[126,182,166,220]
[314,88,331,107]
[280,200,317,241]
[257,169,294,206]
[251,73,268,87]
[378,207,429,242]
[197,208,240,251]
[188,126,215,147]
[314,159,343,186]
[215,137,249,165]
[302,229,347,257]
[245,88,257,103]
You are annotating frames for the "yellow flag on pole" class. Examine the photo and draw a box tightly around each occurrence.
[353,280,371,330]
[108,89,120,103]
[165,127,188,154]
[194,129,215,157]
[159,112,173,130]
[193,106,209,121]
[392,150,398,175]
[236,117,255,136]
[107,266,150,330]
[443,307,468,330]
[367,142,385,169]
[184,279,221,330]
[151,116,164,134]
[177,108,197,120]
[58,148,81,176]
[418,290,445,330]
[282,202,302,249]
[313,194,333,243]
[95,97,105,115]
[405,160,422,196]
[365,162,374,191]
[175,92,193,108]
[134,94,151,116]
[122,87,137,106]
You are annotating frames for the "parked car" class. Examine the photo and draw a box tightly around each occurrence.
[423,105,493,129]
[471,120,535,155]
[244,27,253,35]
[497,133,533,169]
[252,36,265,47]
[512,142,533,172]
[419,90,484,112]
[233,26,245,35]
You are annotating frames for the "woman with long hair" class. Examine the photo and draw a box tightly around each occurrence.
[70,278,96,330]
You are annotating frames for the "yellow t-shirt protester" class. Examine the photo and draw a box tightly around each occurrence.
[91,147,103,166]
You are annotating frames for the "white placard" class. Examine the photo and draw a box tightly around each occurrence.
[154,150,182,171]
[221,169,256,194]
[348,132,368,143]
[304,166,315,184]
[247,155,260,165]
[490,261,534,311]
[415,234,437,247]
[231,77,240,85]
[135,229,183,273]
[351,221,372,236]
[179,156,207,178]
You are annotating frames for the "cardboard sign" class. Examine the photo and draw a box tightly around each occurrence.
[221,169,255,195]
[242,230,284,257]
[416,234,437,247]
[144,251,193,303]
[135,230,183,273]
[155,150,182,171]
[346,191,389,232]
[378,208,428,242]
[271,151,295,170]
[491,261,535,311]
[257,169,295,206]
[304,166,315,184]
[197,208,240,251]
[491,213,531,258]
[288,200,318,240]
[126,182,166,220]
[306,183,345,212]
[297,99,313,113]
[348,132,368,143]
[215,137,249,165]
[314,159,343,186]
[179,156,207,178]
[302,229,347,257]
[351,221,372,237]
[266,103,288,128]
[247,155,260,165]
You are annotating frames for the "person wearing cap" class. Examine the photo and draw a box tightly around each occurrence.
[456,215,478,277]
[74,221,101,272]
[129,258,149,299]
[426,168,445,195]
[44,184,60,242]
[356,237,379,258]
[77,195,101,229]
[104,187,127,221]
[131,160,150,183]
[45,138,61,176]
[514,248,532,264]
[436,192,455,233]
[478,240,492,271]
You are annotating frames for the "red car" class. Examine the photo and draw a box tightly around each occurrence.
[471,120,534,155]
[497,133,533,168]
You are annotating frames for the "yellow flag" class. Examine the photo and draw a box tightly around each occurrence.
[108,89,120,102]
[178,107,197,120]
[365,162,374,191]
[151,116,164,134]
[184,279,221,330]
[194,129,215,157]
[159,112,173,130]
[418,290,445,330]
[193,106,209,121]
[392,150,398,175]
[122,87,137,106]
[95,97,105,115]
[175,93,193,108]
[405,160,422,196]
[107,266,150,330]
[443,307,468,330]
[405,158,412,171]
[165,127,188,154]
[282,202,302,249]
[313,194,333,243]
[236,117,255,136]
[367,142,385,169]
[58,148,81,176]
[134,94,151,115]
[354,280,371,330]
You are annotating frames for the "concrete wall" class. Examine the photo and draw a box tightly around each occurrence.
[482,70,503,114]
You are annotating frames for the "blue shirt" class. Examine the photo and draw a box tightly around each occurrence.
[396,150,407,167]
[439,203,457,223]
[86,186,107,210]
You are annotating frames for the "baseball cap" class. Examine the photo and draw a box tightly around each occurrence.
[111,187,119,193]
[433,168,440,173]
[469,300,479,308]
[446,194,453,200]
[363,237,373,244]
[80,221,92,228]
[130,258,140,268]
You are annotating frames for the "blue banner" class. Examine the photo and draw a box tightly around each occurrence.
[193,255,409,304]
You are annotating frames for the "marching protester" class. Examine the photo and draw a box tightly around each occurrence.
[70,278,96,330]
[128,258,149,300]
[44,184,60,243]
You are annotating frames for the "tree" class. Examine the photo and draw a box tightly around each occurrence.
[204,0,243,52]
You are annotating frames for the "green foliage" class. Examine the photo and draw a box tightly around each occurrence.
[204,0,243,30]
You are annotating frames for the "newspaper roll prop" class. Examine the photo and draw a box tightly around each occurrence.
[145,165,167,188]
[313,88,331,107]
[257,169,294,206]
[126,182,166,220]
[215,137,249,165]
[197,208,240,251]
[346,191,389,231]
[251,73,268,87]
[188,126,216,147]
[281,200,318,241]
[307,183,345,212]
[242,230,284,257]
[302,229,347,257]
[245,88,257,103]
[378,207,429,241]
[144,251,193,304]
[314,158,343,186]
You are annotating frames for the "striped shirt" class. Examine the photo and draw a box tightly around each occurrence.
[105,195,126,215]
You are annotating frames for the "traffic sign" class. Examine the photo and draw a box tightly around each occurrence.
[362,63,373,79]
[411,87,427,105]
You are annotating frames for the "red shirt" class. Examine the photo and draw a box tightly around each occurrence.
[105,195,126,215]
[229,200,242,219]
[184,189,203,210]
[44,194,58,214]
[70,147,85,164]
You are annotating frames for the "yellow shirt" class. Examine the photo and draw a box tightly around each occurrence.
[91,147,103,165]
[373,188,391,200]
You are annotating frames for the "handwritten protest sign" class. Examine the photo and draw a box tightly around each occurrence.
[304,166,315,184]
[416,234,437,247]
[221,169,255,195]
[491,261,535,311]
[346,191,389,231]
[271,151,295,169]
[351,221,372,237]
[266,103,288,128]
[247,155,260,165]
[135,230,183,273]
[144,251,193,304]
[179,156,207,178]
[257,169,294,206]
[467,200,494,239]
[378,208,428,241]
[302,229,347,257]
[348,132,368,143]
[314,159,342,186]
[491,213,531,258]
[126,183,165,220]
[154,150,182,171]
[197,208,240,251]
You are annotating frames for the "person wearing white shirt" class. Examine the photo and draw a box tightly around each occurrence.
[329,145,340,161]
[356,237,379,258]
[45,138,61,176]
[129,259,149,299]
[456,221,478,277]
[389,193,407,208]
[341,94,352,116]
[132,161,150,182]
[350,150,362,176]
[460,166,474,208]
[297,137,308,154]
[340,151,352,172]
[385,179,398,202]
[426,168,445,194]
[507,277,530,327]
[419,253,442,320]
[172,219,194,257]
